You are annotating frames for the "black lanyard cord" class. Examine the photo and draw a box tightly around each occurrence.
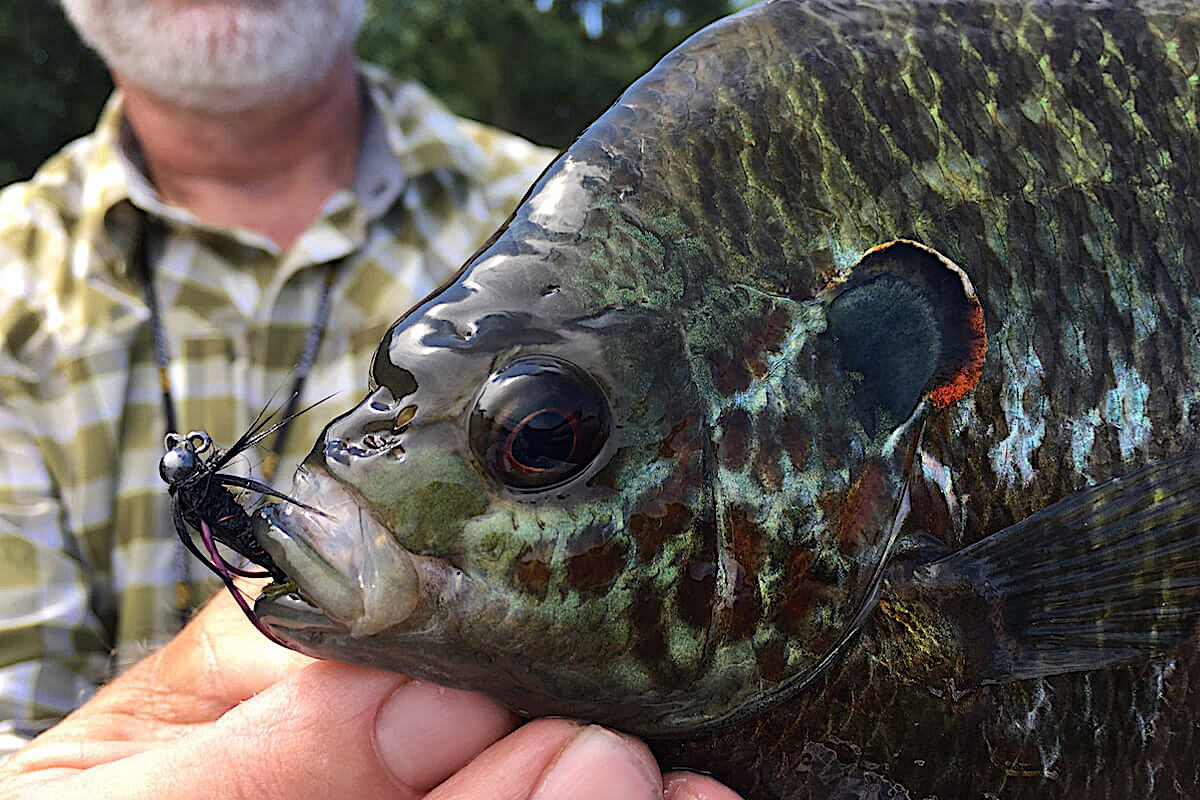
[133,216,179,437]
[262,266,337,474]
[134,215,336,482]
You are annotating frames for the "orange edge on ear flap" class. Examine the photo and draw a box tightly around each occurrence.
[869,239,988,410]
[927,299,988,409]
[831,238,989,410]
[862,239,900,257]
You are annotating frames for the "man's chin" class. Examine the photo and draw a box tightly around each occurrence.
[62,0,365,113]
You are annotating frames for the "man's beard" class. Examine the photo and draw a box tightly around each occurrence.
[61,0,366,112]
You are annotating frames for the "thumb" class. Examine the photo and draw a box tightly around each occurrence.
[56,662,518,800]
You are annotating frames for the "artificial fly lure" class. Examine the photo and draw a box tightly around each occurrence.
[158,400,328,645]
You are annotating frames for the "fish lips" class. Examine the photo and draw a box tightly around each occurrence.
[252,465,430,638]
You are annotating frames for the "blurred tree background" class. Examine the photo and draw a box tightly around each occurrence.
[0,2,111,185]
[0,0,744,187]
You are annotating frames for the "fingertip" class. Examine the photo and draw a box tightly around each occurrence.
[424,718,664,800]
[530,725,661,800]
[374,680,518,793]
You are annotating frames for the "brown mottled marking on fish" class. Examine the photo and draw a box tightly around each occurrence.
[718,408,751,468]
[744,309,792,381]
[710,307,793,390]
[774,549,828,636]
[754,445,784,491]
[658,417,690,459]
[723,505,765,639]
[630,502,694,564]
[725,565,763,640]
[828,462,888,553]
[655,411,706,496]
[676,512,721,633]
[758,307,792,353]
[756,638,789,684]
[708,348,753,395]
[512,544,552,598]
[566,525,626,595]
[778,413,810,467]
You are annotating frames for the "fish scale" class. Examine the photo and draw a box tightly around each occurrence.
[238,1,1200,797]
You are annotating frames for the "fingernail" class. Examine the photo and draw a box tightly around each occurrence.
[374,680,516,792]
[663,771,746,800]
[532,725,661,800]
[663,774,699,800]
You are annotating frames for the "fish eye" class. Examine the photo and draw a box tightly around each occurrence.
[469,355,611,491]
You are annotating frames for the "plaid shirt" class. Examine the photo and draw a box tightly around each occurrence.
[0,64,554,753]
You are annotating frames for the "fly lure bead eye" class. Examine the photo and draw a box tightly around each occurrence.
[160,444,199,484]
[469,355,611,491]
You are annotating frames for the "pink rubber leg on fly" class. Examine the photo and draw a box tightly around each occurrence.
[199,519,289,648]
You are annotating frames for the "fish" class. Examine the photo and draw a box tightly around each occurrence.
[243,0,1200,797]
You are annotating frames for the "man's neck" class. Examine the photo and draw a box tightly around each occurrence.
[117,51,364,251]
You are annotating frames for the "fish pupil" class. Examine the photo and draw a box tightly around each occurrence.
[506,407,580,472]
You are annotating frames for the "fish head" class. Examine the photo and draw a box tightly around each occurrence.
[252,3,987,736]
[253,235,984,736]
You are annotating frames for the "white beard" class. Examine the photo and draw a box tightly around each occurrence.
[61,0,366,112]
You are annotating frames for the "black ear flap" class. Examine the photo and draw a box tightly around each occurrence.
[825,240,987,429]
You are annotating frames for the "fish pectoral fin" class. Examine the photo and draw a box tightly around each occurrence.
[913,451,1200,683]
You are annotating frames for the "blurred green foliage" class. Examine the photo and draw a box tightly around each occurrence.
[0,3,113,186]
[359,0,732,149]
[0,0,739,187]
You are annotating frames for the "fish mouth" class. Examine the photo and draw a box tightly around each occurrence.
[254,586,346,635]
[252,465,423,637]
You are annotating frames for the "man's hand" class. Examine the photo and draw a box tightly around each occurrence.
[0,592,741,799]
